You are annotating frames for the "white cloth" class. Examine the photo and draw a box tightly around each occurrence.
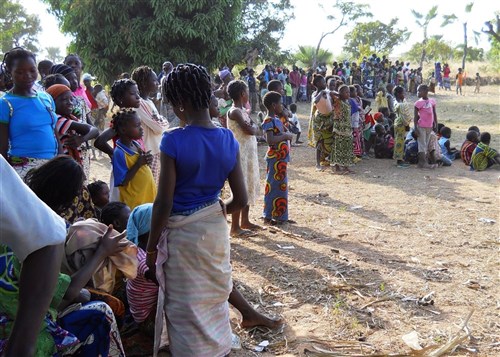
[136,98,168,155]
[227,107,260,205]
[0,155,66,261]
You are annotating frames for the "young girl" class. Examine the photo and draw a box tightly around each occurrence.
[88,180,110,219]
[331,85,355,174]
[393,85,412,167]
[146,63,248,357]
[349,85,362,159]
[46,84,99,166]
[112,109,156,210]
[227,79,261,236]
[308,74,334,170]
[262,91,294,224]
[0,48,59,178]
[131,65,169,183]
[414,84,437,168]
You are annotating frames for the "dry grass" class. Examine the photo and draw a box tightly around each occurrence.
[90,85,500,357]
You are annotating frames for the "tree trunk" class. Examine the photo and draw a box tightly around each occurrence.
[313,34,326,70]
[462,22,468,70]
[419,43,426,69]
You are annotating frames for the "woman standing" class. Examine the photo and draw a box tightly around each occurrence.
[146,64,247,357]
[0,48,59,178]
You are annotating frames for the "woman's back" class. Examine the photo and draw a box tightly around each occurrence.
[160,126,239,213]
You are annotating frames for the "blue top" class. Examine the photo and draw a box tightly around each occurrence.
[438,136,454,160]
[113,140,139,186]
[160,126,239,213]
[0,91,57,159]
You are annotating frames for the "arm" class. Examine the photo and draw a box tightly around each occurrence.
[228,108,259,136]
[224,152,248,214]
[265,129,293,145]
[59,227,127,309]
[444,140,452,154]
[145,153,176,272]
[0,123,9,158]
[413,106,419,136]
[64,122,100,148]
[432,105,438,132]
[5,244,64,357]
[137,105,165,135]
[94,127,116,158]
[119,152,149,186]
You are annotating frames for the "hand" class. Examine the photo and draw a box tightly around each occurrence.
[97,225,128,257]
[145,251,157,280]
[137,151,152,166]
[65,135,85,148]
[144,151,153,165]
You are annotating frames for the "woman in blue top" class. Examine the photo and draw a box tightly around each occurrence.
[146,64,247,357]
[0,48,60,178]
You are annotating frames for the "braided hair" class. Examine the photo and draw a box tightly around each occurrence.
[2,47,36,74]
[131,65,154,96]
[111,108,137,134]
[100,202,128,227]
[110,78,137,105]
[263,91,282,111]
[87,180,107,198]
[227,79,248,101]
[163,63,211,111]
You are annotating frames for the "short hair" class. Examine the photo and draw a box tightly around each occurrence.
[110,78,137,105]
[100,202,127,226]
[468,125,480,134]
[263,91,282,110]
[312,74,324,87]
[440,126,451,138]
[163,63,212,111]
[2,47,36,72]
[112,108,137,133]
[87,180,108,198]
[393,85,404,96]
[43,74,69,89]
[418,84,429,91]
[466,130,478,141]
[64,53,84,70]
[374,123,384,134]
[437,123,445,132]
[227,79,248,101]
[289,103,297,113]
[479,132,491,144]
[38,60,53,72]
[267,79,282,92]
[24,156,84,214]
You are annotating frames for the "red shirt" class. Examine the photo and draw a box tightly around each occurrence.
[85,88,98,110]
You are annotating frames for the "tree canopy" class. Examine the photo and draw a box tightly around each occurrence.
[343,19,410,59]
[43,0,242,84]
[293,45,332,69]
[0,0,41,54]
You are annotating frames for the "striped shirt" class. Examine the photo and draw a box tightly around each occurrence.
[471,142,497,171]
[460,140,477,166]
[126,248,158,323]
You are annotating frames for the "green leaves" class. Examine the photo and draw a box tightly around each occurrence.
[0,0,41,54]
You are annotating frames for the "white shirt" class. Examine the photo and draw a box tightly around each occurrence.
[0,156,66,261]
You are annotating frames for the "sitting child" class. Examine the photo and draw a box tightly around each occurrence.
[470,132,500,171]
[404,130,419,164]
[438,126,461,162]
[87,180,110,220]
[288,103,303,144]
[460,130,479,166]
[373,123,394,159]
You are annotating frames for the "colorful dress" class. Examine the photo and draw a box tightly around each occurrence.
[393,99,412,160]
[309,98,334,164]
[460,140,477,166]
[227,107,260,205]
[262,116,290,222]
[471,143,498,171]
[331,98,354,167]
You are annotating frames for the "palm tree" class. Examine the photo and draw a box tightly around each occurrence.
[442,2,480,70]
[45,46,62,63]
[294,45,332,69]
[411,6,438,69]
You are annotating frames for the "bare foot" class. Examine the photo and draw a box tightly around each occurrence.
[241,222,263,231]
[240,312,284,329]
[230,229,256,238]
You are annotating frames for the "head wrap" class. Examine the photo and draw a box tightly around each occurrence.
[374,112,383,121]
[50,64,75,77]
[126,203,153,245]
[46,84,71,100]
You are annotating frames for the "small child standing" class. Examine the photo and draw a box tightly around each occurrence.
[226,80,261,236]
[456,68,464,95]
[414,84,437,168]
[474,73,481,94]
[112,108,156,209]
[93,84,109,131]
[289,103,303,144]
[438,126,461,162]
[261,91,294,225]
[284,78,293,107]
[470,132,500,171]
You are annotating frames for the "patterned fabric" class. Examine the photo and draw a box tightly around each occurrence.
[393,125,407,160]
[312,111,334,163]
[262,116,289,222]
[9,157,49,180]
[227,107,261,205]
[331,99,354,167]
[352,128,363,156]
[60,186,97,225]
[460,140,477,166]
[155,202,232,357]
[471,142,498,171]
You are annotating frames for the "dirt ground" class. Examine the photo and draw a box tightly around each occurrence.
[90,84,499,356]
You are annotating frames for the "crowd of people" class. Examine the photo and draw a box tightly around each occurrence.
[0,46,498,357]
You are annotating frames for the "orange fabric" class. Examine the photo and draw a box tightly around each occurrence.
[46,84,71,99]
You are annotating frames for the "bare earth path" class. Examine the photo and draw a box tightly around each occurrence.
[90,85,499,356]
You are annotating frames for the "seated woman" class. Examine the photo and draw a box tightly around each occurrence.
[0,157,127,356]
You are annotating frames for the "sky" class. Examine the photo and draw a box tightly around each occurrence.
[20,0,497,61]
